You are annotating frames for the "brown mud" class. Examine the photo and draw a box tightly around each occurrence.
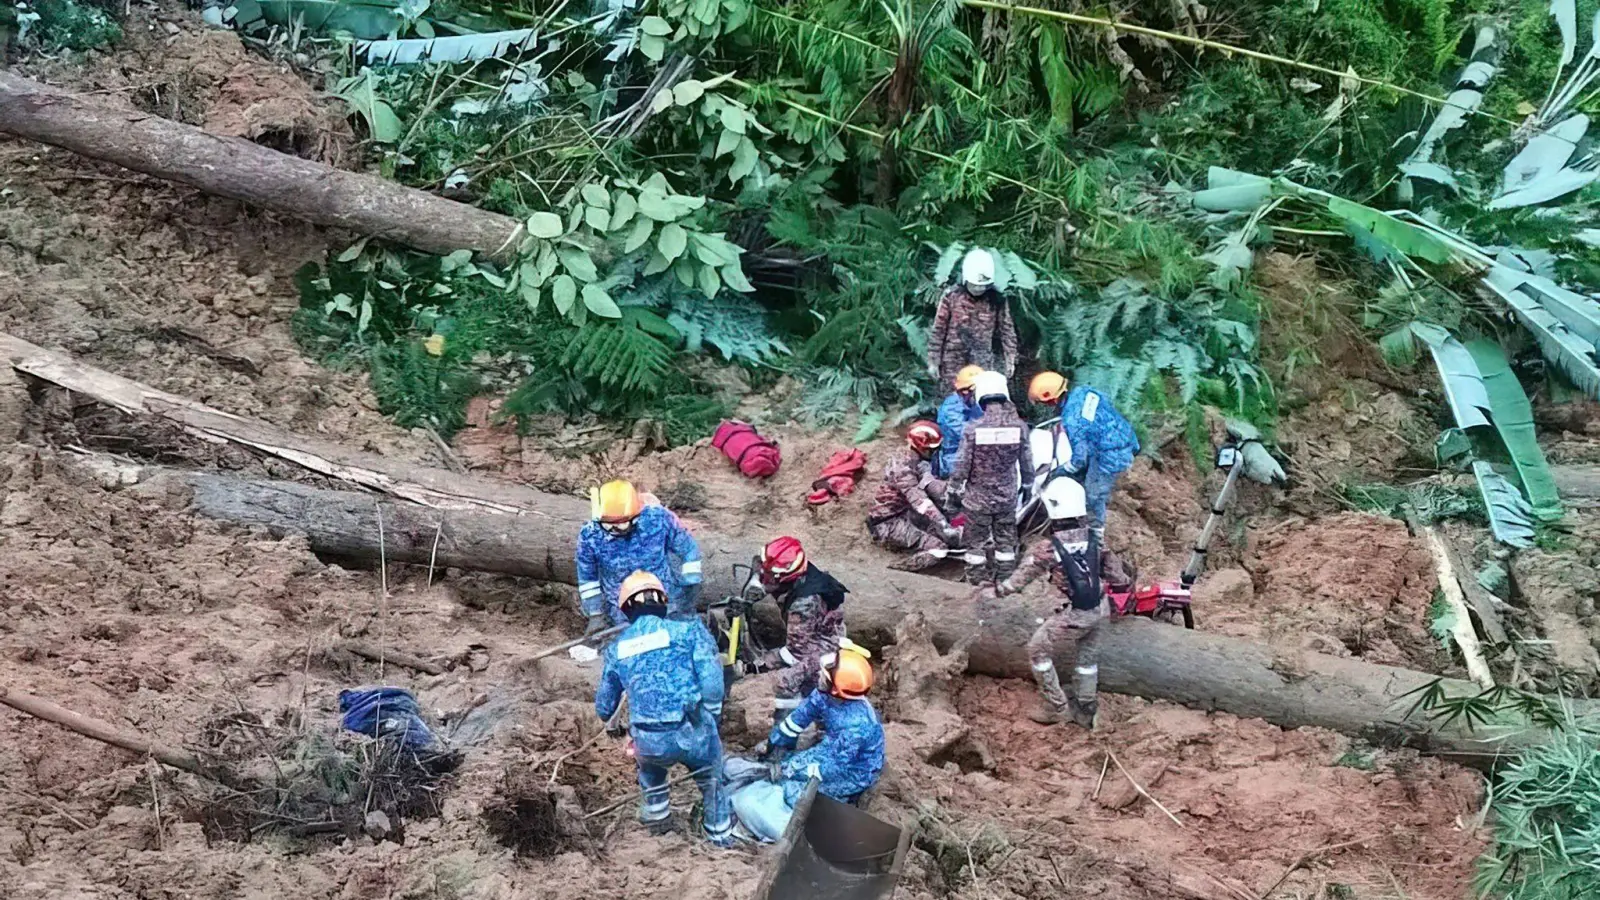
[0,11,1542,900]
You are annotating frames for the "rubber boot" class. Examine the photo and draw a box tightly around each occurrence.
[1027,662,1070,725]
[963,550,992,586]
[903,549,945,570]
[1070,663,1100,730]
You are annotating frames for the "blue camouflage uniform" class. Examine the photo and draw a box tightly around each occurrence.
[1059,385,1140,530]
[768,690,886,807]
[936,391,981,479]
[576,504,703,625]
[596,614,733,844]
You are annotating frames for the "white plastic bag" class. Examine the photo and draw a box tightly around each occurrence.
[731,780,794,843]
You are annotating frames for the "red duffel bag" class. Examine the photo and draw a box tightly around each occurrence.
[712,420,781,479]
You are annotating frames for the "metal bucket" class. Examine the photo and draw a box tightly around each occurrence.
[751,780,914,900]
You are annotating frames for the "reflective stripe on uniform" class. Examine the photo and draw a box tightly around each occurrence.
[778,646,797,667]
[617,629,672,659]
[1081,392,1100,421]
[962,552,986,565]
[682,560,703,576]
[1032,660,1055,672]
[773,695,802,710]
[994,551,1017,562]
[1075,665,1099,676]
[705,818,733,838]
[779,716,804,739]
[641,793,671,821]
[706,703,723,717]
[579,581,602,599]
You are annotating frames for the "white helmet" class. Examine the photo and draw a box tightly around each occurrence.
[961,248,995,290]
[973,370,1009,405]
[1040,477,1088,521]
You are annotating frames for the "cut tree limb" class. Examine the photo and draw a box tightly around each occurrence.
[1439,531,1508,646]
[0,72,523,260]
[1419,524,1495,688]
[157,470,1596,764]
[0,687,243,788]
[341,642,446,675]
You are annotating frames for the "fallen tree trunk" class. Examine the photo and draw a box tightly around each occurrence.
[8,336,1587,763]
[169,470,1593,764]
[0,72,523,260]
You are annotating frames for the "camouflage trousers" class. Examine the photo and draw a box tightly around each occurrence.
[769,606,847,710]
[869,514,952,570]
[961,510,1018,584]
[1027,599,1107,705]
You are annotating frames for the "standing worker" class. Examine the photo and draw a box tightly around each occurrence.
[867,420,962,569]
[576,479,704,632]
[928,249,1019,387]
[949,371,1033,585]
[936,365,984,478]
[998,480,1126,728]
[594,571,734,846]
[1027,371,1139,538]
[755,536,849,725]
[762,642,885,806]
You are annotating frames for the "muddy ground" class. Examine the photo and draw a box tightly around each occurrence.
[9,11,1595,900]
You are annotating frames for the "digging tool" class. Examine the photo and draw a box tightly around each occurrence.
[524,625,625,664]
[1107,427,1285,629]
[752,778,915,900]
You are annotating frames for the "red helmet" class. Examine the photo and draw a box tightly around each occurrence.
[906,420,942,455]
[762,536,807,584]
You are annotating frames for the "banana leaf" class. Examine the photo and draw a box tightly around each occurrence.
[358,26,539,64]
[1482,265,1600,398]
[1192,167,1270,212]
[1487,167,1599,209]
[1413,323,1492,429]
[1464,339,1563,522]
[1499,114,1588,196]
[1473,460,1537,548]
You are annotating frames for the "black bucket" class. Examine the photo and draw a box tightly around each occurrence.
[751,780,914,900]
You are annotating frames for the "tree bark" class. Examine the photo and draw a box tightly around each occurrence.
[0,72,523,260]
[171,470,1590,764]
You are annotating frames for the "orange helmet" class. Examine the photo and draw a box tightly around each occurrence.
[619,570,667,610]
[822,644,874,699]
[1028,371,1069,405]
[591,480,643,532]
[906,420,942,455]
[762,536,807,584]
[953,365,984,392]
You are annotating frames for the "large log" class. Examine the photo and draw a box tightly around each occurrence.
[172,470,1594,764]
[0,72,522,260]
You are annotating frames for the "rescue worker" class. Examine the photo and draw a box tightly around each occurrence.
[996,479,1128,728]
[949,371,1033,585]
[1028,371,1139,538]
[763,642,885,806]
[594,571,734,846]
[936,364,984,478]
[576,479,703,632]
[867,420,962,569]
[928,248,1019,387]
[756,536,849,724]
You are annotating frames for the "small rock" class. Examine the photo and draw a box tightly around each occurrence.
[163,21,181,35]
[363,809,391,840]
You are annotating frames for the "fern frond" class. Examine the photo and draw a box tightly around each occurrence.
[562,315,675,395]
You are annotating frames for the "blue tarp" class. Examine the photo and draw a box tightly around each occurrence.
[337,687,439,750]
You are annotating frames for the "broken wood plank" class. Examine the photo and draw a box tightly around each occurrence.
[1419,524,1494,688]
[341,642,446,676]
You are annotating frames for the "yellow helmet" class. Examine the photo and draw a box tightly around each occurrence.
[953,365,984,391]
[619,570,667,610]
[1028,371,1069,405]
[591,480,643,525]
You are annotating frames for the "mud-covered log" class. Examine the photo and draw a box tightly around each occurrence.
[0,72,522,260]
[175,471,1596,763]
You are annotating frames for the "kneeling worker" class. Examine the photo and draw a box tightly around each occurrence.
[867,420,963,569]
[595,571,734,847]
[764,641,885,806]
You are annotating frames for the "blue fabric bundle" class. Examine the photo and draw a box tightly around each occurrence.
[337,687,439,750]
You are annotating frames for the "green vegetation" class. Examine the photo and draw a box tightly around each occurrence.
[1476,727,1600,900]
[3,0,121,52]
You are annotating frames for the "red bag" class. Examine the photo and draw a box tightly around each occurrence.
[712,420,781,479]
[806,449,867,506]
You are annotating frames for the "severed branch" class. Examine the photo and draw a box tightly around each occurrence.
[342,641,446,676]
[1417,523,1495,688]
[0,687,245,789]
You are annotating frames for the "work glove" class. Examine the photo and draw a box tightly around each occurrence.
[941,525,964,546]
[992,580,1015,598]
[584,614,609,637]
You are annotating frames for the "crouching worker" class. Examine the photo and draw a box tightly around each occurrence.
[1001,479,1130,729]
[595,571,734,847]
[757,536,849,725]
[867,420,963,570]
[764,642,885,806]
